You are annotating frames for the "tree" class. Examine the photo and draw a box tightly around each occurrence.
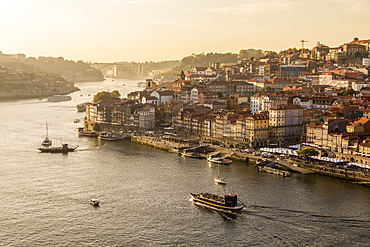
[93,90,120,102]
[297,148,319,158]
[92,123,100,132]
[217,92,223,98]
[110,90,121,98]
[338,89,355,96]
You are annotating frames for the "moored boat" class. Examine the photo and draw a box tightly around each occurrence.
[190,192,244,213]
[98,132,118,141]
[77,127,98,138]
[41,137,52,147]
[207,156,232,165]
[38,143,77,153]
[181,151,203,159]
[41,121,52,147]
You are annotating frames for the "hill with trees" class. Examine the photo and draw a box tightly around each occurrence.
[0,53,104,82]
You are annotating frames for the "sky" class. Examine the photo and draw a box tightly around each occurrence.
[1,0,369,63]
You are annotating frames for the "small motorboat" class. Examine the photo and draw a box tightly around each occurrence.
[214,177,226,184]
[90,198,100,206]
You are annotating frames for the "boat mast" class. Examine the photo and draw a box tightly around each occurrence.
[46,121,48,138]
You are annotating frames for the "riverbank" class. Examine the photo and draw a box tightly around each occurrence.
[130,133,370,184]
[0,87,80,101]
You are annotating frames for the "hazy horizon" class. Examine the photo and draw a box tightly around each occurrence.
[2,0,369,63]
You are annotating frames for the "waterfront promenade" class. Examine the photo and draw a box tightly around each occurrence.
[131,133,370,184]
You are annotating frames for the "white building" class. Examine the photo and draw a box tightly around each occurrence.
[150,90,174,106]
[190,88,199,104]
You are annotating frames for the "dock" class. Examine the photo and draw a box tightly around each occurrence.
[258,165,290,177]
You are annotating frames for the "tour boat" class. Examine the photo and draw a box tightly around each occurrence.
[99,132,118,141]
[38,143,78,153]
[41,121,52,147]
[190,192,244,213]
[90,198,100,206]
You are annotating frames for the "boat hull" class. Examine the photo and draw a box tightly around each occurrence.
[190,193,244,213]
[38,147,77,153]
[207,157,232,165]
[181,152,204,159]
[214,178,226,184]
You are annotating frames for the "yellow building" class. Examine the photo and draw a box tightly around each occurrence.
[244,113,269,148]
[359,139,370,155]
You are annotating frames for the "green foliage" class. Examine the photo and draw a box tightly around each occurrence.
[176,52,239,72]
[0,55,104,81]
[110,90,121,98]
[338,89,355,96]
[297,148,319,157]
[217,92,223,98]
[93,90,120,102]
[279,47,298,55]
[92,123,100,132]
[239,49,265,60]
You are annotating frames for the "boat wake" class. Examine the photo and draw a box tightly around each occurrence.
[75,147,96,152]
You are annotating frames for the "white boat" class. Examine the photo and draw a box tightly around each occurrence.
[214,177,226,184]
[90,198,100,206]
[47,95,72,102]
[207,156,232,165]
[41,121,52,146]
[214,163,226,184]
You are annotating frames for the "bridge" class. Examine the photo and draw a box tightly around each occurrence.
[91,62,147,79]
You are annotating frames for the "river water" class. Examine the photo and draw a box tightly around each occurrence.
[0,79,369,246]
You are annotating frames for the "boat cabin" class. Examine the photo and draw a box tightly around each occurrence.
[225,194,238,207]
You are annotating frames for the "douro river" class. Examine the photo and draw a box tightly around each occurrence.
[0,79,369,246]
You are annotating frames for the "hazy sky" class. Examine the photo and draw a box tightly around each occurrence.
[1,0,369,62]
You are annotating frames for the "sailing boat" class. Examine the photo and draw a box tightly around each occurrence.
[41,121,52,146]
[214,163,226,185]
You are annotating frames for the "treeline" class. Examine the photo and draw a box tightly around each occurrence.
[0,56,104,82]
[173,49,279,73]
[175,52,239,72]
